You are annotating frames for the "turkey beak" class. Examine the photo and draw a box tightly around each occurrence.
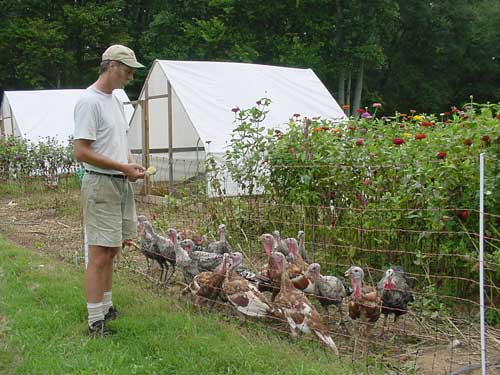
[344,268,351,277]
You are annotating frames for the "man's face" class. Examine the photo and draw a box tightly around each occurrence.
[110,61,134,89]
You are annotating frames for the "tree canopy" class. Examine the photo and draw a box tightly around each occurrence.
[0,0,499,113]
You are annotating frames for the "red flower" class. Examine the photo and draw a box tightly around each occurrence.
[444,119,451,124]
[437,151,447,159]
[420,121,433,127]
[349,126,357,131]
[496,113,500,120]
[399,124,405,129]
[356,108,365,114]
[481,135,490,145]
[415,133,426,140]
[392,138,405,145]
[356,138,364,146]
[457,210,469,220]
[451,106,460,113]
[463,138,472,146]
[444,112,451,116]
[363,178,371,185]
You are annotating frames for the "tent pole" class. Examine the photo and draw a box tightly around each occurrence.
[167,80,174,194]
[143,81,151,195]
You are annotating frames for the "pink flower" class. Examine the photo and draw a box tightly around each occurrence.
[361,112,372,119]
[437,151,447,159]
[372,102,382,108]
[410,109,416,114]
[392,138,405,145]
[231,107,240,113]
[363,178,371,185]
[356,138,364,146]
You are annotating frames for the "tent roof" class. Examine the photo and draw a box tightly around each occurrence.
[138,60,346,154]
[1,89,133,145]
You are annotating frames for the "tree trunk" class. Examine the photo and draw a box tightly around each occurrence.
[338,68,346,106]
[347,70,352,111]
[352,60,364,118]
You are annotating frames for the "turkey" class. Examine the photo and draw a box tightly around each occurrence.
[257,233,282,300]
[273,252,339,355]
[180,239,225,273]
[376,266,414,333]
[185,253,230,307]
[137,216,176,284]
[305,263,348,325]
[273,230,289,256]
[345,266,381,356]
[173,234,200,283]
[206,224,232,254]
[178,229,207,252]
[223,252,274,322]
[297,230,311,263]
[285,237,308,276]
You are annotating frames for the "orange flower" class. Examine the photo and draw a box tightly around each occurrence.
[342,104,350,110]
[415,133,426,140]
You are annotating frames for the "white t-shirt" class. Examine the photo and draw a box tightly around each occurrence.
[74,86,129,174]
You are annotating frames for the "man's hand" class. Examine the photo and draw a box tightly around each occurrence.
[122,163,145,182]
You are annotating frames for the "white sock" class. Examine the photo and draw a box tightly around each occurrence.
[102,291,112,315]
[87,302,104,327]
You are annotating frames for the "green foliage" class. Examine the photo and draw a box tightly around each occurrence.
[0,136,77,179]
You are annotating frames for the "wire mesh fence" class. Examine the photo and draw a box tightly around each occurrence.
[1,153,499,374]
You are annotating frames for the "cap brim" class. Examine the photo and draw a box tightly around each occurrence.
[122,60,145,68]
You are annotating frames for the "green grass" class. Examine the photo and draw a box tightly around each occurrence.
[0,236,384,375]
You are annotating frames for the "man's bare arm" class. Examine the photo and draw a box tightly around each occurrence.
[74,139,145,180]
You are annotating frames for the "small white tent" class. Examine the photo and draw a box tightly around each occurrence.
[0,89,134,145]
[127,60,347,196]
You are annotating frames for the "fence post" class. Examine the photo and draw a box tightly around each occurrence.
[479,152,487,375]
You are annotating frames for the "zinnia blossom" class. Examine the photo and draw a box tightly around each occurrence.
[293,113,301,117]
[437,151,447,159]
[496,113,500,119]
[331,128,341,134]
[356,138,364,146]
[359,128,367,134]
[392,138,405,145]
[413,115,423,121]
[342,104,350,110]
[481,135,490,144]
[403,132,412,138]
[463,138,472,146]
[231,107,240,113]
[361,112,372,119]
[356,108,365,114]
[415,133,426,140]
[457,210,469,220]
[420,121,433,127]
[372,102,382,107]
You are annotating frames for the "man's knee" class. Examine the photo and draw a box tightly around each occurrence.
[89,246,117,268]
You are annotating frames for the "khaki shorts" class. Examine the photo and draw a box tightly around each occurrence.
[82,173,137,248]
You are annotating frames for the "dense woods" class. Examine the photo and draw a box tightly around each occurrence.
[0,0,499,113]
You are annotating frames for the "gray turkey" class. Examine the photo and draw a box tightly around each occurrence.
[137,216,176,284]
[376,266,414,333]
[173,235,200,283]
[181,239,225,273]
[297,230,311,263]
[206,224,232,254]
[306,263,348,324]
[273,230,289,256]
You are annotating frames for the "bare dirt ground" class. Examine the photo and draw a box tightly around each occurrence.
[0,193,499,375]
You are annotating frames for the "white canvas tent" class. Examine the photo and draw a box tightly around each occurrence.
[0,89,134,145]
[127,60,347,196]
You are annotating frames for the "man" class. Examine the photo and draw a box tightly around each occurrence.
[73,44,145,336]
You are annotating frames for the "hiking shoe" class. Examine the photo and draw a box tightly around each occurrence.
[88,320,112,337]
[104,306,119,322]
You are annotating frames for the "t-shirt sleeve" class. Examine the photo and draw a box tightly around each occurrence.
[74,98,99,141]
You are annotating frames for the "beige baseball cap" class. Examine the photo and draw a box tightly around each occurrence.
[102,44,145,68]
